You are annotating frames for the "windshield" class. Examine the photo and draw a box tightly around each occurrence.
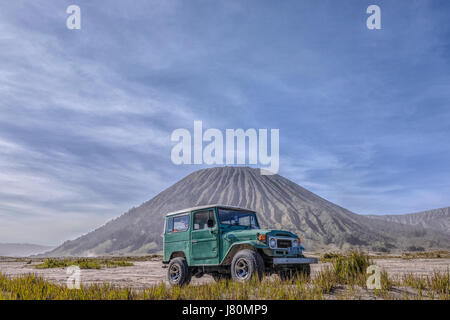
[218,209,260,229]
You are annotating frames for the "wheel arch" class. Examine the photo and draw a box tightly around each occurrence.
[170,251,187,260]
[221,242,265,265]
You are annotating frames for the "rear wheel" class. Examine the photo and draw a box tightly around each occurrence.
[168,257,191,286]
[231,249,264,282]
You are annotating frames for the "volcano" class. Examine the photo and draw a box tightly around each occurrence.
[47,167,450,256]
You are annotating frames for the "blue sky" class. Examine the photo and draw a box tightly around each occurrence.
[0,0,449,245]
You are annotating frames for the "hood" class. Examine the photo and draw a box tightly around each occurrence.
[221,228,298,242]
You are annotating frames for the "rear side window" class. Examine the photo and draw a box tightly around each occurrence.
[166,214,189,233]
[193,210,216,230]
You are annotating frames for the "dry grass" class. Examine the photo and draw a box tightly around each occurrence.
[321,250,450,260]
[1,269,448,300]
[398,271,449,299]
[0,272,336,300]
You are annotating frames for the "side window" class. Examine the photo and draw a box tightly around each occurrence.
[166,214,189,233]
[166,217,173,233]
[193,210,216,230]
[173,215,189,232]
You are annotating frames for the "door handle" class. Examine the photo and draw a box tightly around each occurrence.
[192,240,198,244]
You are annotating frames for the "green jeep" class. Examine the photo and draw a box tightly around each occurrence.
[163,204,318,286]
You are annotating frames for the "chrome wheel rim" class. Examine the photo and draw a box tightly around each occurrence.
[169,264,181,282]
[234,258,250,280]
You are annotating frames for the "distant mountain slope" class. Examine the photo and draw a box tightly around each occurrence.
[368,207,450,235]
[47,167,450,256]
[0,243,54,257]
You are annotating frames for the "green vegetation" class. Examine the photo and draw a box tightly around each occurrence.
[1,269,448,300]
[103,260,134,268]
[0,272,341,300]
[320,252,342,261]
[318,251,449,299]
[331,251,372,285]
[319,251,372,286]
[34,258,133,270]
[400,251,450,259]
[321,250,450,260]
[400,271,449,299]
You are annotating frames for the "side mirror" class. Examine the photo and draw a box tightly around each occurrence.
[207,219,214,228]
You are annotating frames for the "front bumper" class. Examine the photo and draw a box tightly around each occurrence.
[272,257,318,265]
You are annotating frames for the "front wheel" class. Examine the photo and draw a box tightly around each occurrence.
[231,249,264,282]
[168,257,191,286]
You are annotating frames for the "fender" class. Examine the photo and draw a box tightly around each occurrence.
[220,240,268,265]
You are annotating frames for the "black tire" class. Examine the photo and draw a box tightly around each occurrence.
[231,249,264,282]
[168,257,191,286]
[212,273,231,282]
[279,264,311,282]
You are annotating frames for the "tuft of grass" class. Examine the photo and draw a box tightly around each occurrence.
[400,270,449,299]
[312,267,337,293]
[402,273,427,291]
[427,270,449,298]
[330,251,372,286]
[380,269,392,291]
[320,252,341,262]
[372,269,393,299]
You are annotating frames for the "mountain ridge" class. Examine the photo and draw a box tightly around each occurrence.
[367,207,450,235]
[0,243,55,257]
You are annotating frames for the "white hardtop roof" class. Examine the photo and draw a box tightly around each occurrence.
[165,204,255,216]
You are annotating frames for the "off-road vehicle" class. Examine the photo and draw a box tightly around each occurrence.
[163,204,317,286]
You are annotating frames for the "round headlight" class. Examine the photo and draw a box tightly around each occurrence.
[292,239,298,247]
[269,237,277,249]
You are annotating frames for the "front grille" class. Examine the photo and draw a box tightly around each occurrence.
[277,239,292,248]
